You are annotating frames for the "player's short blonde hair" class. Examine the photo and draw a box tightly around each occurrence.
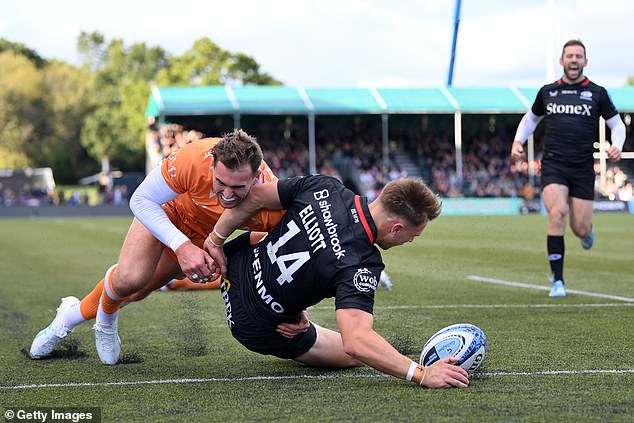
[379,178,441,226]
[213,129,263,174]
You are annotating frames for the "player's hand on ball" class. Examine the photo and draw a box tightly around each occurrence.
[422,356,470,389]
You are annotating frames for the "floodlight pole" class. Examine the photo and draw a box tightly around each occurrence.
[447,0,462,86]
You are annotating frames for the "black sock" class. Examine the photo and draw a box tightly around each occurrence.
[547,235,565,283]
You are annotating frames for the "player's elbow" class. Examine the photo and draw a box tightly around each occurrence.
[341,340,359,358]
[129,191,143,215]
[340,334,367,360]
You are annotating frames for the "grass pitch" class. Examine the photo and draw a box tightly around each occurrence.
[1,214,633,422]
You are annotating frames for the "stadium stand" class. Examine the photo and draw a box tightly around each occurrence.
[4,86,630,218]
[145,85,634,202]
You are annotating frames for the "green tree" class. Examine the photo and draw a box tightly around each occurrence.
[155,37,280,86]
[0,51,41,168]
[0,46,98,182]
[230,52,279,85]
[0,32,280,179]
[36,60,99,182]
[0,38,47,69]
[77,31,168,172]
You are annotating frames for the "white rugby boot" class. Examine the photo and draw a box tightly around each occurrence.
[379,270,393,291]
[93,322,121,365]
[30,296,80,359]
[549,280,566,297]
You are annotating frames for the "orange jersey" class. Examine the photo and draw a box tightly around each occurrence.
[160,138,284,248]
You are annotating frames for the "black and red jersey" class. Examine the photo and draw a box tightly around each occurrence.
[228,175,384,325]
[531,77,619,166]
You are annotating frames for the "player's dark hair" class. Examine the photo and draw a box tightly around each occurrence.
[379,178,441,226]
[561,39,586,57]
[212,129,263,174]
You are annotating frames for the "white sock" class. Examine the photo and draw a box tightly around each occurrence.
[63,302,87,330]
[96,305,119,326]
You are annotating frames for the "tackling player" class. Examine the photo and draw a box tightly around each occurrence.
[30,129,306,364]
[205,174,470,389]
[511,39,626,297]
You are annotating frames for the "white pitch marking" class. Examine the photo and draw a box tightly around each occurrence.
[380,303,634,309]
[467,275,634,303]
[3,369,634,390]
[310,303,634,311]
[477,369,634,377]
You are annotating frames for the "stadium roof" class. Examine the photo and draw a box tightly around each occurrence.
[146,85,634,118]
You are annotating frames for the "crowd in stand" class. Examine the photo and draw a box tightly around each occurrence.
[0,181,133,207]
[3,117,633,207]
[596,165,633,201]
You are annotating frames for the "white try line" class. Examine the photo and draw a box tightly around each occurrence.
[311,303,634,311]
[478,369,634,377]
[380,303,634,309]
[467,275,634,303]
[3,369,634,390]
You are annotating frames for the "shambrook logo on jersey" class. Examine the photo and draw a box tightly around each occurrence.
[546,103,592,116]
[313,189,346,259]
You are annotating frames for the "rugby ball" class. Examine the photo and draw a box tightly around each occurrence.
[419,323,487,375]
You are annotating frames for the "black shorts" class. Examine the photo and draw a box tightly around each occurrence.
[540,160,594,201]
[221,232,318,359]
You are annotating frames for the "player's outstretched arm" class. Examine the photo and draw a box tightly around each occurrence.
[336,309,469,389]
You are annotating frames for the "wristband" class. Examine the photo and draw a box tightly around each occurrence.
[213,228,228,240]
[411,364,426,385]
[207,233,224,248]
[419,365,427,386]
[405,361,417,382]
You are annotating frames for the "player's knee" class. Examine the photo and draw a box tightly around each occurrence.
[550,206,567,221]
[571,224,591,239]
[111,267,147,296]
[548,208,567,228]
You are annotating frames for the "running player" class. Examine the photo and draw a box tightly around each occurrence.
[30,129,306,364]
[205,174,470,389]
[511,39,626,297]
[160,277,221,291]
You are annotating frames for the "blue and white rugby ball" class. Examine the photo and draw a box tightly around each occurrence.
[419,323,487,375]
